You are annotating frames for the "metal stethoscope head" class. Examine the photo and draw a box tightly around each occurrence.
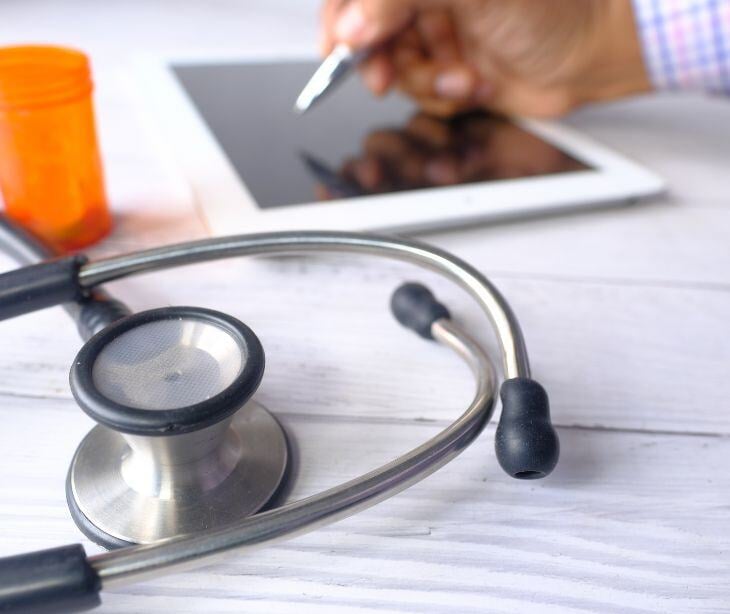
[67,306,288,548]
[0,224,559,613]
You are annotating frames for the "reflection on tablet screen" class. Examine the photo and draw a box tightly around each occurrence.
[172,61,591,209]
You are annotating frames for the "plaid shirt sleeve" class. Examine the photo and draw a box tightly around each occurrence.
[633,0,730,93]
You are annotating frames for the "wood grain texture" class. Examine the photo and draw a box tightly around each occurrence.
[1,400,728,613]
[0,1,729,612]
[1,259,728,434]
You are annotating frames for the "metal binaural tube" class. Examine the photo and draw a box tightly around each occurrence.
[88,316,497,587]
[0,214,130,338]
[77,232,530,379]
[0,214,54,266]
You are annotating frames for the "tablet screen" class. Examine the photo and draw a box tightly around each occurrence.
[172,61,590,209]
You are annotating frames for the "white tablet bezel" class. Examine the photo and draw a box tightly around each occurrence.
[133,53,665,235]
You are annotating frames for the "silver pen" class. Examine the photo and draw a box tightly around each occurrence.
[294,43,369,114]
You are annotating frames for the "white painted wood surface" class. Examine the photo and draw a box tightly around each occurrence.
[1,2,729,612]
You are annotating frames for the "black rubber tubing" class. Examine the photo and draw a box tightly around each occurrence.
[0,256,88,321]
[0,214,130,338]
[0,544,101,613]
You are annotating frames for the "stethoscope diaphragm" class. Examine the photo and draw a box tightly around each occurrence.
[65,306,288,547]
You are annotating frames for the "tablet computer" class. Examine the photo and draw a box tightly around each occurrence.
[136,56,665,235]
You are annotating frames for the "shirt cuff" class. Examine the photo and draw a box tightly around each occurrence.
[632,0,730,94]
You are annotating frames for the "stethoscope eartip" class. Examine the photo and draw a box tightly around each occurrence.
[495,378,560,480]
[390,282,450,339]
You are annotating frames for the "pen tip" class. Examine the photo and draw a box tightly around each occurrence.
[293,95,311,115]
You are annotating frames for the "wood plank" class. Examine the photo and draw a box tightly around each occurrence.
[1,260,728,434]
[1,399,728,613]
[566,93,730,207]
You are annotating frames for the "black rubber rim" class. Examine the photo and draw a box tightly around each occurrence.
[69,306,265,436]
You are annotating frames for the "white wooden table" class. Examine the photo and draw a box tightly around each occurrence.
[1,2,729,612]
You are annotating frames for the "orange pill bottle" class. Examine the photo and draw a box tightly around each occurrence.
[0,45,111,252]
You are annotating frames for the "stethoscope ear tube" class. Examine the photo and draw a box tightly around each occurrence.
[0,543,100,614]
[0,214,131,338]
[391,282,560,479]
[0,255,88,320]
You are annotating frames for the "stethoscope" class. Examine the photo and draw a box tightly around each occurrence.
[0,216,558,614]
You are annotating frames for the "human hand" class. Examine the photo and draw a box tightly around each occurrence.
[319,0,651,117]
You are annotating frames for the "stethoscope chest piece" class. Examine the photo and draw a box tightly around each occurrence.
[64,306,288,548]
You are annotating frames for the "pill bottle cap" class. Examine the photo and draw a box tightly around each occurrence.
[0,45,92,110]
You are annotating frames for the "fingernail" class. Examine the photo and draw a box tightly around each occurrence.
[335,2,366,42]
[434,69,473,100]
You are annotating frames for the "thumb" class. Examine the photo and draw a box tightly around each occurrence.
[334,0,417,49]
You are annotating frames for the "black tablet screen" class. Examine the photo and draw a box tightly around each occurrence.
[172,61,590,209]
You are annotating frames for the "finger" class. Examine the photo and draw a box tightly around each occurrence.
[319,0,348,55]
[488,82,576,118]
[380,139,427,186]
[404,112,453,148]
[412,95,473,118]
[333,0,417,49]
[460,146,491,181]
[362,130,426,187]
[424,154,461,185]
[457,113,498,141]
[359,50,394,95]
[433,64,481,101]
[467,73,573,118]
[378,149,426,189]
[351,155,386,191]
[341,155,389,192]
[391,25,425,71]
[363,129,415,160]
[315,184,334,201]
[416,8,459,62]
[398,61,479,102]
